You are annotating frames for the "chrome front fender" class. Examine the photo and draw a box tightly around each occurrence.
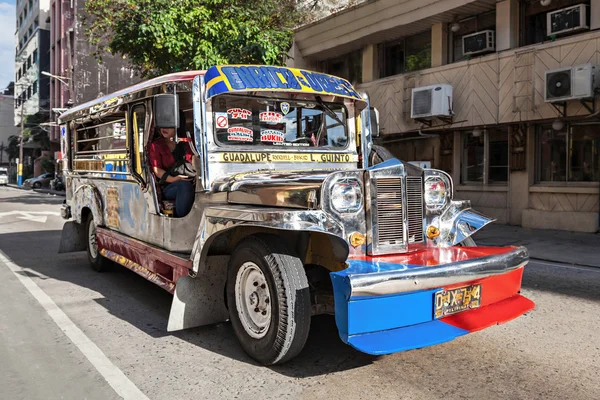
[190,205,347,274]
[431,200,495,246]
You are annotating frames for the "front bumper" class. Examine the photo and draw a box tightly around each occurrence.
[330,246,535,355]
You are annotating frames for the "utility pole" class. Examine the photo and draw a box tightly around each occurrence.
[18,100,24,186]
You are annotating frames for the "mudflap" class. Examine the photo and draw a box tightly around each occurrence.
[58,221,86,254]
[167,255,230,332]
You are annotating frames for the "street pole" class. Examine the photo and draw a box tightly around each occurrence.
[18,101,24,186]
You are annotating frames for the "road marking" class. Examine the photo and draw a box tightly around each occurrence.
[0,211,60,223]
[0,249,150,400]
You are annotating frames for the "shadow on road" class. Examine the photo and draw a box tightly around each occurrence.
[522,261,600,302]
[0,229,374,377]
[0,194,64,206]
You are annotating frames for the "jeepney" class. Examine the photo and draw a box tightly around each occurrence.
[58,65,534,365]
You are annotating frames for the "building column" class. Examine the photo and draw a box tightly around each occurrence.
[591,0,600,30]
[431,23,448,68]
[496,0,519,52]
[286,41,308,69]
[362,44,378,83]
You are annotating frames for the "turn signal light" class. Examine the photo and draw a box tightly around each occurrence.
[349,232,366,247]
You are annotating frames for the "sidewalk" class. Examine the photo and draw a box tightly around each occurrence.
[472,223,600,268]
[7,184,65,197]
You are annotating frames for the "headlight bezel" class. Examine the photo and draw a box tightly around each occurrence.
[423,169,453,212]
[330,178,363,214]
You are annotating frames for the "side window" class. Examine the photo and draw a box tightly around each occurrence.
[130,105,146,183]
[72,106,130,180]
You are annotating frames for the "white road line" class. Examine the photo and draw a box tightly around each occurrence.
[0,249,150,400]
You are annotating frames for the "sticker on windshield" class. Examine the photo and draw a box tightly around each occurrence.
[260,130,284,143]
[215,112,229,129]
[227,127,254,142]
[259,111,283,123]
[227,108,252,120]
[280,102,290,115]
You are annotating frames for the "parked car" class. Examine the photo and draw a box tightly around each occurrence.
[24,172,54,189]
[0,167,8,185]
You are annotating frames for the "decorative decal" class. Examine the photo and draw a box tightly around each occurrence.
[215,112,229,129]
[106,187,120,229]
[227,108,252,120]
[209,152,359,163]
[259,111,284,123]
[205,65,363,101]
[227,127,254,142]
[280,102,290,115]
[260,130,285,143]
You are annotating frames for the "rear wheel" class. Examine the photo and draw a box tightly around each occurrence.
[33,182,41,189]
[226,234,311,365]
[85,214,111,272]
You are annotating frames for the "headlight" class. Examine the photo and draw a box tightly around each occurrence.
[424,176,448,210]
[331,180,362,213]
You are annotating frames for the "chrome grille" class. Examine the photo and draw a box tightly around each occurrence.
[375,177,404,245]
[406,176,424,243]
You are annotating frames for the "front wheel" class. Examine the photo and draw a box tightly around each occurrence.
[85,214,111,272]
[226,234,311,365]
[33,182,41,189]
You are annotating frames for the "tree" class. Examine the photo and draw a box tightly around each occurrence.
[83,0,313,77]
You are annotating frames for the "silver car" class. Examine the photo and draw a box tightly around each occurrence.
[23,172,54,189]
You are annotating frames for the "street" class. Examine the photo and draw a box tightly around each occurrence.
[0,186,599,400]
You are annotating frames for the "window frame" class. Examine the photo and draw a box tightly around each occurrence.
[535,122,600,185]
[379,29,433,79]
[460,127,509,185]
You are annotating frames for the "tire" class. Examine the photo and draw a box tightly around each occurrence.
[226,234,311,365]
[33,182,41,189]
[85,214,111,272]
[458,236,477,246]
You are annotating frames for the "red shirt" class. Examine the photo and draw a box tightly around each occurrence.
[148,137,193,172]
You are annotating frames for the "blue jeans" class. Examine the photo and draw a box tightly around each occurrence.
[162,180,194,218]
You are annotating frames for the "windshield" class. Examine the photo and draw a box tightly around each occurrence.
[0,170,7,176]
[213,95,347,149]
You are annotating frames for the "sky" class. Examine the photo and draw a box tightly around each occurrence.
[0,1,15,92]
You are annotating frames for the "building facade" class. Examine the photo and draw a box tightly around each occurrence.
[290,0,600,233]
[14,0,50,126]
[48,0,140,160]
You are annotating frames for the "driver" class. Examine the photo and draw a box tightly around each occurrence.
[148,126,194,218]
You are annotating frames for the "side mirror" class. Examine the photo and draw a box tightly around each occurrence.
[370,107,380,138]
[154,94,179,128]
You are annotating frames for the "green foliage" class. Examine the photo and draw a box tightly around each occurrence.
[83,0,306,77]
[41,157,56,173]
[406,47,432,73]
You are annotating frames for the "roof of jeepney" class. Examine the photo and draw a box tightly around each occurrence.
[59,71,204,123]
[59,65,366,123]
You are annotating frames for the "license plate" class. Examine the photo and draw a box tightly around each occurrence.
[434,284,482,319]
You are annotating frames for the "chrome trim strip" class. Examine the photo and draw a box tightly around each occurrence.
[347,246,529,298]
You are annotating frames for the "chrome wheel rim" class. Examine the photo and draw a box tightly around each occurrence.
[234,262,272,339]
[88,220,98,259]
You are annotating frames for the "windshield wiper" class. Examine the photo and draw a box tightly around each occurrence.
[316,96,346,128]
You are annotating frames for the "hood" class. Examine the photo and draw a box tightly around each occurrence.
[212,170,336,209]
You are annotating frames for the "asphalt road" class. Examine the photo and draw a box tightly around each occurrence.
[0,186,599,400]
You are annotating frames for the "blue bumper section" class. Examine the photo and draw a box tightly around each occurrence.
[347,320,469,356]
[331,265,470,355]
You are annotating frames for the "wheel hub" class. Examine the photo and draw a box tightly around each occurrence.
[235,262,272,339]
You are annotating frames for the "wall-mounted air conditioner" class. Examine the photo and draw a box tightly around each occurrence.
[462,30,495,56]
[547,4,589,37]
[411,84,453,119]
[544,63,599,102]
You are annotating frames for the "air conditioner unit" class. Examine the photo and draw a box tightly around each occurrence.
[462,30,495,56]
[544,64,599,102]
[547,4,589,37]
[411,84,453,119]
